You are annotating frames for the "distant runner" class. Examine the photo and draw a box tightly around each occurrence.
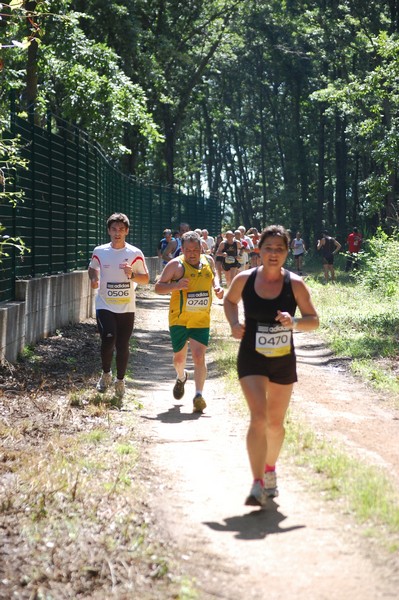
[317,230,341,283]
[291,231,307,275]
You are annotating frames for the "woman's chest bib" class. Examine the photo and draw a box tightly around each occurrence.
[255,323,292,357]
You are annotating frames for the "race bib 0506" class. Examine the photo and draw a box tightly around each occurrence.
[255,323,292,358]
[106,281,131,304]
[186,291,210,311]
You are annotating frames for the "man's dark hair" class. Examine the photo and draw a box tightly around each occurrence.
[107,213,130,229]
[353,227,358,232]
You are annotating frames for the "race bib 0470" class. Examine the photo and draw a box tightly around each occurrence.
[255,323,292,358]
[186,291,210,311]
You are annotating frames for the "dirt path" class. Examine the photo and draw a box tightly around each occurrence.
[133,294,399,600]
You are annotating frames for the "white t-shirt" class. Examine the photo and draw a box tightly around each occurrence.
[292,238,305,256]
[243,235,254,251]
[89,242,147,313]
[201,236,215,252]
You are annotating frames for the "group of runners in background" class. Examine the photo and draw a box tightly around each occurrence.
[89,213,362,508]
[158,223,262,288]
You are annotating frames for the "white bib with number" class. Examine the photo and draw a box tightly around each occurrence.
[106,281,131,304]
[255,323,292,358]
[225,255,236,264]
[186,291,210,311]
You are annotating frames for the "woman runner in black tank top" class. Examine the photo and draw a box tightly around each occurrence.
[223,225,319,508]
[239,268,297,382]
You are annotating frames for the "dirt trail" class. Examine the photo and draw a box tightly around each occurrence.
[133,294,399,600]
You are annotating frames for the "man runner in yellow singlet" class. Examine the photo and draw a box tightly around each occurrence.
[155,231,224,412]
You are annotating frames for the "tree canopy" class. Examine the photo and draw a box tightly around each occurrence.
[2,0,399,241]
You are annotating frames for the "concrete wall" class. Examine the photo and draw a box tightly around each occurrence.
[0,257,163,365]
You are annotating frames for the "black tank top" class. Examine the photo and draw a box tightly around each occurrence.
[241,268,297,350]
[223,241,239,257]
[322,236,335,257]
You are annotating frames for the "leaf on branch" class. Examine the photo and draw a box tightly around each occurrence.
[9,0,23,10]
[11,38,31,49]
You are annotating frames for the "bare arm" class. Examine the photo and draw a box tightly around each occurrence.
[130,269,150,285]
[206,255,224,299]
[161,239,177,262]
[216,241,226,256]
[275,276,319,331]
[88,266,99,289]
[223,271,251,339]
[154,259,189,294]
[333,239,341,253]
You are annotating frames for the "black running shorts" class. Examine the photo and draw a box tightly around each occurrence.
[237,344,297,384]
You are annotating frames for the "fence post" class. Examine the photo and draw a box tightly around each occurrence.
[28,102,36,278]
[47,111,53,273]
[9,90,17,298]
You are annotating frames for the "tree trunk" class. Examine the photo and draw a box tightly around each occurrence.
[335,113,347,237]
[316,105,326,238]
[23,1,39,119]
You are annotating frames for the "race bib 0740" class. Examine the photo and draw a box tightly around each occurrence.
[255,323,292,358]
[186,291,210,311]
[105,281,131,304]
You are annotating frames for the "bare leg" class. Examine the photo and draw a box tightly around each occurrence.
[216,260,223,285]
[173,342,189,380]
[224,267,237,288]
[240,376,293,480]
[188,338,207,392]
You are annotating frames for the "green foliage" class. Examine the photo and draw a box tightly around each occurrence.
[36,2,161,155]
[308,275,399,363]
[2,0,399,235]
[357,228,399,296]
[0,126,30,262]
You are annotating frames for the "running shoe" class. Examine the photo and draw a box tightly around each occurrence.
[96,371,112,393]
[173,370,188,399]
[264,471,279,497]
[245,481,269,507]
[114,379,125,399]
[193,393,207,413]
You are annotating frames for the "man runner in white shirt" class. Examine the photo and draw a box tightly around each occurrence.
[88,213,150,398]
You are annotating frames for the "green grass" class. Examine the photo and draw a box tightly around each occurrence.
[304,272,399,404]
[284,415,399,538]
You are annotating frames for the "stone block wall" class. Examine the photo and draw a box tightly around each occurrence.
[0,257,163,364]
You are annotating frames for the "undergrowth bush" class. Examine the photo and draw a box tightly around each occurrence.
[357,228,399,296]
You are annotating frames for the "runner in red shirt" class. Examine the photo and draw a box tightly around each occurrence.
[345,227,362,271]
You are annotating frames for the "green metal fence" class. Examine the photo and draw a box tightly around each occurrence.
[0,105,221,303]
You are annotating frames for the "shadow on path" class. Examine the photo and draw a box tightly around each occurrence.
[141,403,209,424]
[204,501,306,541]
